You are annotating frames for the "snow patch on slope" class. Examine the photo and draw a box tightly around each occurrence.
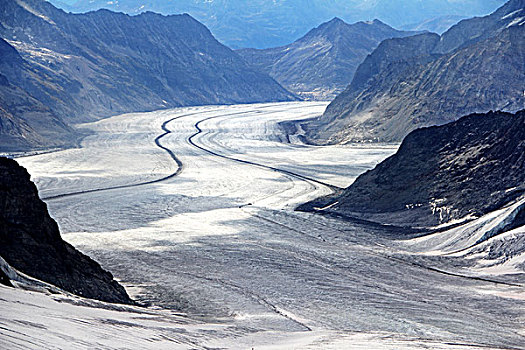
[14,0,56,25]
[405,196,525,256]
[501,9,522,20]
[507,16,525,27]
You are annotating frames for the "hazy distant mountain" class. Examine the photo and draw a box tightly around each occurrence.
[302,0,525,144]
[300,110,525,228]
[401,15,467,34]
[237,18,416,100]
[49,0,506,49]
[0,0,295,151]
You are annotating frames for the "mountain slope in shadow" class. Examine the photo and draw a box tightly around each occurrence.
[300,110,525,228]
[0,157,133,304]
[0,0,296,151]
[303,0,524,144]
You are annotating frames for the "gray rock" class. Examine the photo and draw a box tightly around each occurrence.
[0,38,79,151]
[300,110,525,228]
[0,157,133,304]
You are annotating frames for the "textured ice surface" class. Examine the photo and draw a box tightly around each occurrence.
[5,102,525,349]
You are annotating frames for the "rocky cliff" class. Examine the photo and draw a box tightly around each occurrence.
[0,157,133,304]
[0,0,295,151]
[303,0,524,144]
[300,110,525,228]
[237,18,416,100]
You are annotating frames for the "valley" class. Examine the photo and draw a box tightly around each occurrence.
[1,0,524,348]
[4,102,524,349]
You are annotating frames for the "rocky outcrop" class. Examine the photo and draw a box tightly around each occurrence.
[0,261,13,287]
[0,0,295,151]
[303,0,524,144]
[0,157,133,304]
[237,18,416,100]
[300,110,525,228]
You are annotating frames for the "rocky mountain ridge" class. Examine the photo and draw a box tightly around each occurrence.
[302,0,525,144]
[300,110,525,228]
[0,0,295,151]
[0,157,133,304]
[237,18,416,100]
[50,0,506,49]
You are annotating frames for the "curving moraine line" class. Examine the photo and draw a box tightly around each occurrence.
[42,111,201,201]
[188,115,343,192]
[43,104,336,201]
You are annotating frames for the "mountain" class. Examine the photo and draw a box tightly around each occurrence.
[0,0,295,151]
[401,15,467,34]
[49,0,506,49]
[237,18,416,100]
[299,110,525,228]
[0,38,79,151]
[0,157,133,304]
[302,0,525,144]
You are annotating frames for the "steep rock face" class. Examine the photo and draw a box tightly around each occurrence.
[0,0,295,151]
[305,110,525,228]
[0,157,133,304]
[304,0,525,144]
[0,75,76,151]
[0,257,13,287]
[237,18,416,100]
[0,38,77,151]
[347,32,441,94]
[50,0,505,49]
[0,76,36,151]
